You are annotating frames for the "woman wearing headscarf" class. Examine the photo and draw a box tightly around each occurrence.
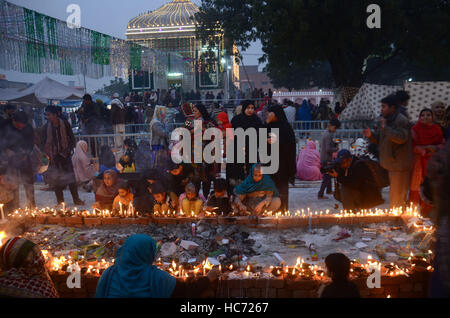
[92,170,121,210]
[99,145,119,174]
[227,100,264,194]
[409,108,445,214]
[149,106,169,170]
[296,100,312,129]
[72,140,95,191]
[266,105,297,211]
[0,237,58,298]
[186,103,218,197]
[217,111,233,159]
[95,234,219,298]
[296,141,322,181]
[233,164,281,215]
[431,101,448,137]
[431,101,448,136]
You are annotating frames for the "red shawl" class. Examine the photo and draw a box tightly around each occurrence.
[412,122,444,176]
[217,112,232,132]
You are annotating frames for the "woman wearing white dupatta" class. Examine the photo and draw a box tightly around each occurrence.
[72,140,95,191]
[149,106,169,170]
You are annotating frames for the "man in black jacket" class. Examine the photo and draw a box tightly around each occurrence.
[0,111,36,209]
[328,150,384,210]
[42,106,84,206]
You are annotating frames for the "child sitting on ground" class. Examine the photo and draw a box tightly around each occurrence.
[0,167,17,215]
[151,182,175,214]
[319,253,360,298]
[180,183,204,216]
[204,178,232,215]
[112,181,134,216]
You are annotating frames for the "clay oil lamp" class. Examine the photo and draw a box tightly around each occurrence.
[270,266,284,277]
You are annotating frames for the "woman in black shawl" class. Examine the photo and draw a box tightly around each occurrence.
[186,103,218,197]
[227,100,263,194]
[265,105,297,211]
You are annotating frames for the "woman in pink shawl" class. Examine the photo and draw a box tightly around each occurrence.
[296,141,322,181]
[72,140,95,191]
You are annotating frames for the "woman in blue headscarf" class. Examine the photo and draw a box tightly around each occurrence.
[296,100,312,122]
[95,234,219,298]
[233,164,281,215]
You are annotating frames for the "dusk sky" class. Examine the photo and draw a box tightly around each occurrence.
[8,0,264,67]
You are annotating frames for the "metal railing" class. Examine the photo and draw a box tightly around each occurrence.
[122,120,371,134]
[76,128,364,160]
[124,123,184,134]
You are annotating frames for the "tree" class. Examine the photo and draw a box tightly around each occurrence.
[196,0,450,88]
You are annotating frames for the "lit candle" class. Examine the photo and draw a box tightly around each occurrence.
[0,204,5,220]
[119,202,123,217]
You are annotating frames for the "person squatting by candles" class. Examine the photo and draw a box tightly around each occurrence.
[179,183,204,216]
[151,182,176,214]
[112,181,134,216]
[204,178,232,216]
[95,234,219,298]
[92,170,122,211]
[233,164,281,215]
[0,237,59,298]
[326,150,385,211]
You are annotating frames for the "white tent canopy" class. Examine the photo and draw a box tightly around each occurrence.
[0,77,84,105]
[339,83,402,120]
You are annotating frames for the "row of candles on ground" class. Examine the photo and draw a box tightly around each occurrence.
[262,204,420,218]
[5,206,219,219]
[38,250,433,281]
[5,204,421,221]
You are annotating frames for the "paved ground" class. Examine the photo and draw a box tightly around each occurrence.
[18,181,391,214]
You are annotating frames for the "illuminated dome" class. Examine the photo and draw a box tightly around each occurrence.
[127,0,199,29]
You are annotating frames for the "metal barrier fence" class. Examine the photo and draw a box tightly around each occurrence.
[76,128,363,160]
[123,120,371,134]
[124,123,184,134]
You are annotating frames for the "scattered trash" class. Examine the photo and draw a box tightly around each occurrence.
[333,229,351,241]
[385,253,398,262]
[355,242,368,249]
[180,240,199,251]
[207,257,220,266]
[160,242,177,257]
[273,253,285,265]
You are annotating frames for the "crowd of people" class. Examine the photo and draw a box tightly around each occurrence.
[1,88,450,298]
[61,86,342,138]
[1,88,450,218]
